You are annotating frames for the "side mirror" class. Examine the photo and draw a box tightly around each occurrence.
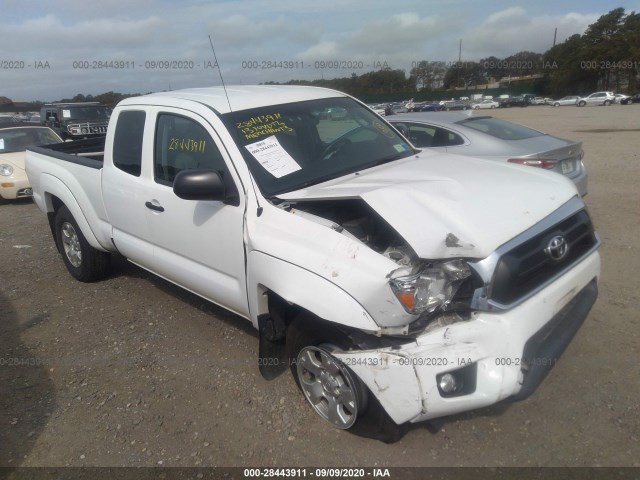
[173,169,227,202]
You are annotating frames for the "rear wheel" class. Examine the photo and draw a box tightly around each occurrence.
[287,314,406,442]
[603,100,611,106]
[55,205,110,282]
[578,100,586,107]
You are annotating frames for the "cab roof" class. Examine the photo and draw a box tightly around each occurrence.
[119,85,348,114]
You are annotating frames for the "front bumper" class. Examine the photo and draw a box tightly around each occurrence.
[332,250,600,425]
[0,175,31,200]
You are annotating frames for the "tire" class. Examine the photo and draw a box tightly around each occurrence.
[287,314,406,442]
[473,106,479,110]
[491,105,496,109]
[0,195,8,205]
[54,205,110,282]
[554,103,560,107]
[578,101,586,107]
[603,100,611,106]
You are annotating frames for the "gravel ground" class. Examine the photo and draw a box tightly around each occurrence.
[1,104,639,468]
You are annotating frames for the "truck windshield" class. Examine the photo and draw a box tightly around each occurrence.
[65,106,112,121]
[222,97,415,196]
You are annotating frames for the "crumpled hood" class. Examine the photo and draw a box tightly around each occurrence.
[278,151,580,259]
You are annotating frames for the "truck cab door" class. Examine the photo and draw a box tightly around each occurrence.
[142,109,249,318]
[103,108,156,267]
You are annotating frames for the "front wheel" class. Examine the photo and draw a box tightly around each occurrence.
[603,100,611,106]
[295,345,362,429]
[578,101,586,107]
[287,315,406,442]
[55,205,110,282]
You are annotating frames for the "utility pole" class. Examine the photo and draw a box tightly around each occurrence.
[457,39,462,88]
[553,28,557,47]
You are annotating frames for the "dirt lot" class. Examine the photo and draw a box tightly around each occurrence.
[1,104,639,468]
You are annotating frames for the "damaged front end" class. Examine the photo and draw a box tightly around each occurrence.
[277,197,481,337]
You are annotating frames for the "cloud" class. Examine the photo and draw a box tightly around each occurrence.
[347,12,448,53]
[205,14,321,51]
[462,8,600,58]
[0,14,167,55]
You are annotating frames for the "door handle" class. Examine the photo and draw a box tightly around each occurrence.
[145,201,165,212]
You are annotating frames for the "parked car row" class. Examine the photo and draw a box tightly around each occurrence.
[549,91,638,107]
[368,90,637,117]
[0,112,42,123]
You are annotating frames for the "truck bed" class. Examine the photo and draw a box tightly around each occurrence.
[25,136,113,252]
[28,137,105,168]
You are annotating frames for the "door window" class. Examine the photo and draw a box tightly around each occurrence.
[154,113,228,186]
[113,110,146,176]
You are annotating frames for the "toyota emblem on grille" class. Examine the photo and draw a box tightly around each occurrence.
[545,235,569,261]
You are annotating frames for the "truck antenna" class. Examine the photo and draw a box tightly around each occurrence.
[208,34,233,112]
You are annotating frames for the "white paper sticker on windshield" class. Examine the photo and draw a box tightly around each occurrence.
[0,139,4,150]
[62,109,71,118]
[245,135,301,178]
[393,144,406,152]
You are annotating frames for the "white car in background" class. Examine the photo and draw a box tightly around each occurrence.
[367,103,386,116]
[551,96,580,107]
[471,99,499,109]
[577,91,615,106]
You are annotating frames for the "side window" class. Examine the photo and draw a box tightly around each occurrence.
[432,127,465,147]
[405,123,437,147]
[113,110,146,176]
[154,113,228,186]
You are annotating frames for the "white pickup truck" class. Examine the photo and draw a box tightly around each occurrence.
[26,86,600,441]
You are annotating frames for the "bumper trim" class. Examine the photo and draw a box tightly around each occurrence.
[507,278,598,402]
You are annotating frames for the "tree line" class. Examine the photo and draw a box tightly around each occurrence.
[271,7,639,97]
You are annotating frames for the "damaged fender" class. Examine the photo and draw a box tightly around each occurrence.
[247,250,380,333]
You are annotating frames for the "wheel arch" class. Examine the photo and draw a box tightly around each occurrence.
[248,250,382,381]
[248,251,380,333]
[39,175,107,252]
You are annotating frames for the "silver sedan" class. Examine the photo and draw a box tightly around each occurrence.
[551,96,580,107]
[388,112,588,196]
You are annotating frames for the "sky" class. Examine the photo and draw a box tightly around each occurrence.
[1,0,638,101]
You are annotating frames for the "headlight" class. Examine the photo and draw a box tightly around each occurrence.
[0,164,14,176]
[390,259,471,314]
